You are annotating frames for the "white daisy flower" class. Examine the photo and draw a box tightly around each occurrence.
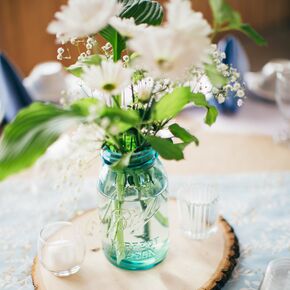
[47,0,122,43]
[166,0,212,36]
[128,26,210,80]
[109,17,148,38]
[134,78,154,102]
[82,60,133,95]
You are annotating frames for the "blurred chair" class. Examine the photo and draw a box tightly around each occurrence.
[0,53,32,125]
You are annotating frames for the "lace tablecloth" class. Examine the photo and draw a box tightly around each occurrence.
[1,172,290,290]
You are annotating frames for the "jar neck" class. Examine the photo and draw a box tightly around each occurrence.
[101,148,157,169]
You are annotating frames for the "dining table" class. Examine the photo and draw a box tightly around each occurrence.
[1,97,290,290]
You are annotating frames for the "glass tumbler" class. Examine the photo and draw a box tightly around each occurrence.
[260,258,290,290]
[38,221,86,277]
[177,183,219,240]
[275,66,290,144]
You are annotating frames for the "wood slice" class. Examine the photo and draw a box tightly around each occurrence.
[32,200,239,290]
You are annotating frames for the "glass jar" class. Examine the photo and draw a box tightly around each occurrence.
[97,147,169,270]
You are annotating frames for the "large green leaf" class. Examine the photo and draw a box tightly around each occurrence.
[101,107,139,125]
[145,136,184,160]
[169,123,199,146]
[152,88,218,126]
[152,87,193,121]
[100,0,163,61]
[209,0,266,46]
[0,103,84,181]
[120,0,163,26]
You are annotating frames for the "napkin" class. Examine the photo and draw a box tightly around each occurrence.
[0,53,32,124]
[215,35,250,114]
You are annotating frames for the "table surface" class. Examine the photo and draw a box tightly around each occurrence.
[32,201,239,290]
[1,98,290,290]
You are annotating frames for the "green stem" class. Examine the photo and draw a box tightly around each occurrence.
[132,172,151,241]
[155,211,169,227]
[114,172,126,264]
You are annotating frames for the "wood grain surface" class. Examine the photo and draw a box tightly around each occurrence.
[32,200,239,290]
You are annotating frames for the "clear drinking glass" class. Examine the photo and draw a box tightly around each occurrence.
[38,221,86,277]
[259,258,290,290]
[177,184,219,240]
[275,67,290,144]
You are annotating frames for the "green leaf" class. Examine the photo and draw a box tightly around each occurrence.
[112,152,133,169]
[82,54,102,65]
[66,64,83,77]
[209,0,241,26]
[152,89,218,126]
[100,0,163,61]
[237,24,267,46]
[101,107,140,125]
[120,0,163,26]
[145,136,184,160]
[152,87,193,121]
[209,0,266,46]
[191,93,218,126]
[169,123,199,145]
[206,106,219,125]
[66,54,102,77]
[204,63,227,88]
[0,103,83,181]
[99,26,126,62]
[71,98,101,116]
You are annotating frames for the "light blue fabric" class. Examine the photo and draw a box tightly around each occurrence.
[1,172,290,289]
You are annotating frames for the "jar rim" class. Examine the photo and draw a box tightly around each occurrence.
[101,146,157,168]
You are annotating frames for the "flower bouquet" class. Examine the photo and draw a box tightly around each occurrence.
[0,0,265,270]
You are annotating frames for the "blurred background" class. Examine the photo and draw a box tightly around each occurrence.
[1,0,290,76]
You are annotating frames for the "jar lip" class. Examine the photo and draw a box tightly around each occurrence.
[101,146,157,167]
[101,146,155,157]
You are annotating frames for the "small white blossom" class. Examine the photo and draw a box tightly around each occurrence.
[233,82,241,91]
[217,63,228,72]
[123,55,130,62]
[217,94,226,104]
[237,89,245,98]
[86,43,93,50]
[78,52,86,61]
[82,60,133,95]
[47,0,122,43]
[57,47,64,54]
[212,87,219,94]
[237,99,244,107]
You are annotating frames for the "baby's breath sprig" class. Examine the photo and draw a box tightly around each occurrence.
[210,44,246,106]
[102,42,113,60]
[56,46,71,61]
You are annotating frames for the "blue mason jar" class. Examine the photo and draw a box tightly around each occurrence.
[97,147,169,270]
